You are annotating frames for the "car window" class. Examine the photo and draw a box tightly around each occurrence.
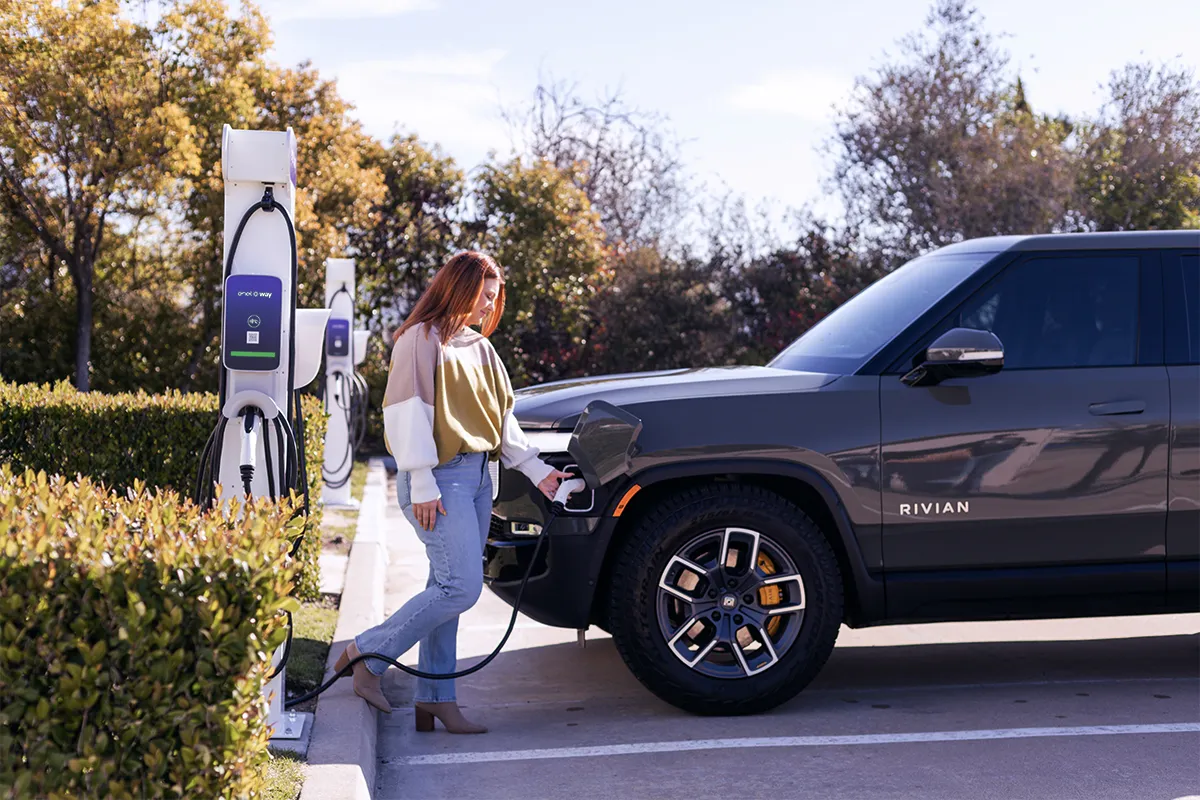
[936,254,1140,370]
[768,250,998,374]
[1165,253,1199,365]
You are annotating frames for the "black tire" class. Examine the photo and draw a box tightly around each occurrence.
[607,483,843,715]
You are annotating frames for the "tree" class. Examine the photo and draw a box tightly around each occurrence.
[472,157,610,386]
[582,247,733,376]
[1074,61,1200,231]
[255,62,385,310]
[350,134,464,333]
[0,0,202,390]
[505,78,689,252]
[348,134,465,452]
[724,224,888,364]
[829,0,1075,259]
[162,0,274,389]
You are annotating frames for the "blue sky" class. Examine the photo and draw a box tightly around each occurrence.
[253,0,1199,223]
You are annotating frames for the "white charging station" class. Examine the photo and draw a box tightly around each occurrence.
[214,124,329,742]
[321,258,371,508]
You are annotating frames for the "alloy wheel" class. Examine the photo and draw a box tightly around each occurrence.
[655,527,806,679]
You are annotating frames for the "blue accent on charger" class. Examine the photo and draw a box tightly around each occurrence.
[223,274,283,372]
[326,318,351,357]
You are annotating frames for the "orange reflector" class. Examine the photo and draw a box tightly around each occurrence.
[613,484,641,517]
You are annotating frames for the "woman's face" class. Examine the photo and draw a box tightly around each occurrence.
[470,277,500,326]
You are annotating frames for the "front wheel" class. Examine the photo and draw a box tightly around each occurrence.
[607,484,843,715]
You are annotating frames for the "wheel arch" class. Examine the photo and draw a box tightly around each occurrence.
[590,459,885,630]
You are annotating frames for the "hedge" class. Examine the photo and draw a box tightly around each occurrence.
[0,467,300,799]
[0,381,327,601]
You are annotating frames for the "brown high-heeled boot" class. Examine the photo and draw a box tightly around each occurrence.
[414,701,487,734]
[335,642,391,714]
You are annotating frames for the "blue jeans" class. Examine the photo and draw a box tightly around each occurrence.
[354,451,492,703]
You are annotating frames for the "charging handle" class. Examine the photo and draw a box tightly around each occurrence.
[552,478,586,508]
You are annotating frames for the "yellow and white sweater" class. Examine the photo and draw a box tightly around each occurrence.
[382,322,553,504]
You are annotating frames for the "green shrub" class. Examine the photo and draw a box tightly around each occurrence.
[294,393,326,602]
[0,467,300,799]
[0,381,328,601]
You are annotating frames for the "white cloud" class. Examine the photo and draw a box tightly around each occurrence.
[729,69,851,122]
[258,0,436,22]
[334,52,513,164]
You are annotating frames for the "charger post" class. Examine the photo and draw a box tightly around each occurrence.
[214,125,330,741]
[321,258,370,508]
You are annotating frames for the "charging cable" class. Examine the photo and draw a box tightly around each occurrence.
[284,477,587,708]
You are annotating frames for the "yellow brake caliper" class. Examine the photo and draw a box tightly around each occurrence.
[756,552,783,637]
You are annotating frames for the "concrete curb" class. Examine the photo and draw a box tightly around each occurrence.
[300,459,389,800]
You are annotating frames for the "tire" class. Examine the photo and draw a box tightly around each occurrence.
[607,483,843,715]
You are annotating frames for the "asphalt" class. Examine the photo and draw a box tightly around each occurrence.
[374,473,1200,800]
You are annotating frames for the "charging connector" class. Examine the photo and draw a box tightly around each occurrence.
[240,408,260,497]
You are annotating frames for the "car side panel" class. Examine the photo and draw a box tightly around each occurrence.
[1167,364,1200,603]
[617,375,882,567]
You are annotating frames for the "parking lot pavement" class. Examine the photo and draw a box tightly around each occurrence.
[375,479,1200,799]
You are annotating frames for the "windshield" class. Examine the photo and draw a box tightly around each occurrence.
[768,250,1000,374]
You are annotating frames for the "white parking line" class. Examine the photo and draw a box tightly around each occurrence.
[392,723,1200,766]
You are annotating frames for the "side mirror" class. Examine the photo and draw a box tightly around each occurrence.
[901,328,1004,387]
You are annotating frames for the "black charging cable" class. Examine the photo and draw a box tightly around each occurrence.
[283,483,583,709]
[321,369,366,490]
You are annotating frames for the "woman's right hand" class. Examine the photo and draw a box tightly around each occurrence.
[413,498,446,531]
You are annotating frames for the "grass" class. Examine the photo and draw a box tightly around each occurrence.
[319,458,369,553]
[263,750,306,800]
[284,596,340,716]
[350,458,368,502]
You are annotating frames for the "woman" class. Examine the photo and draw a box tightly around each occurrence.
[335,251,572,734]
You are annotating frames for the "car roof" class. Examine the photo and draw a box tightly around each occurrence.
[938,230,1200,254]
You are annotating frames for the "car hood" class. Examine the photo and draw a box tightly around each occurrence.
[513,365,840,429]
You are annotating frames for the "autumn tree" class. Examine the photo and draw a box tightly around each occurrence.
[255,63,384,310]
[0,0,203,390]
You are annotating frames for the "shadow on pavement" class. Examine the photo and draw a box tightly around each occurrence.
[382,631,1198,711]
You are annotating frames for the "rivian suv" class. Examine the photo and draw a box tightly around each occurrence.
[484,231,1199,715]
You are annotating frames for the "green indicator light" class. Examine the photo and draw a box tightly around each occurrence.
[230,351,277,358]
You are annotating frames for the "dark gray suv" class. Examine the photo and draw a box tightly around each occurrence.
[484,231,1200,715]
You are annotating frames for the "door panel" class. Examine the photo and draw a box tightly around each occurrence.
[1164,251,1200,603]
[880,251,1169,606]
[882,367,1170,570]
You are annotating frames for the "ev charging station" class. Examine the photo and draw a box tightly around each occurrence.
[321,258,371,508]
[196,124,330,741]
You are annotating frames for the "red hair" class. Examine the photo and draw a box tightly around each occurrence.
[393,251,506,344]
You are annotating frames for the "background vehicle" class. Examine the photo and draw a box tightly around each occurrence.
[485,231,1200,716]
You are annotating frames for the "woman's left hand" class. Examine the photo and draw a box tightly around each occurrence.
[536,468,576,501]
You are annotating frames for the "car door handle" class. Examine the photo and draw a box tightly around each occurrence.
[1088,400,1145,416]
